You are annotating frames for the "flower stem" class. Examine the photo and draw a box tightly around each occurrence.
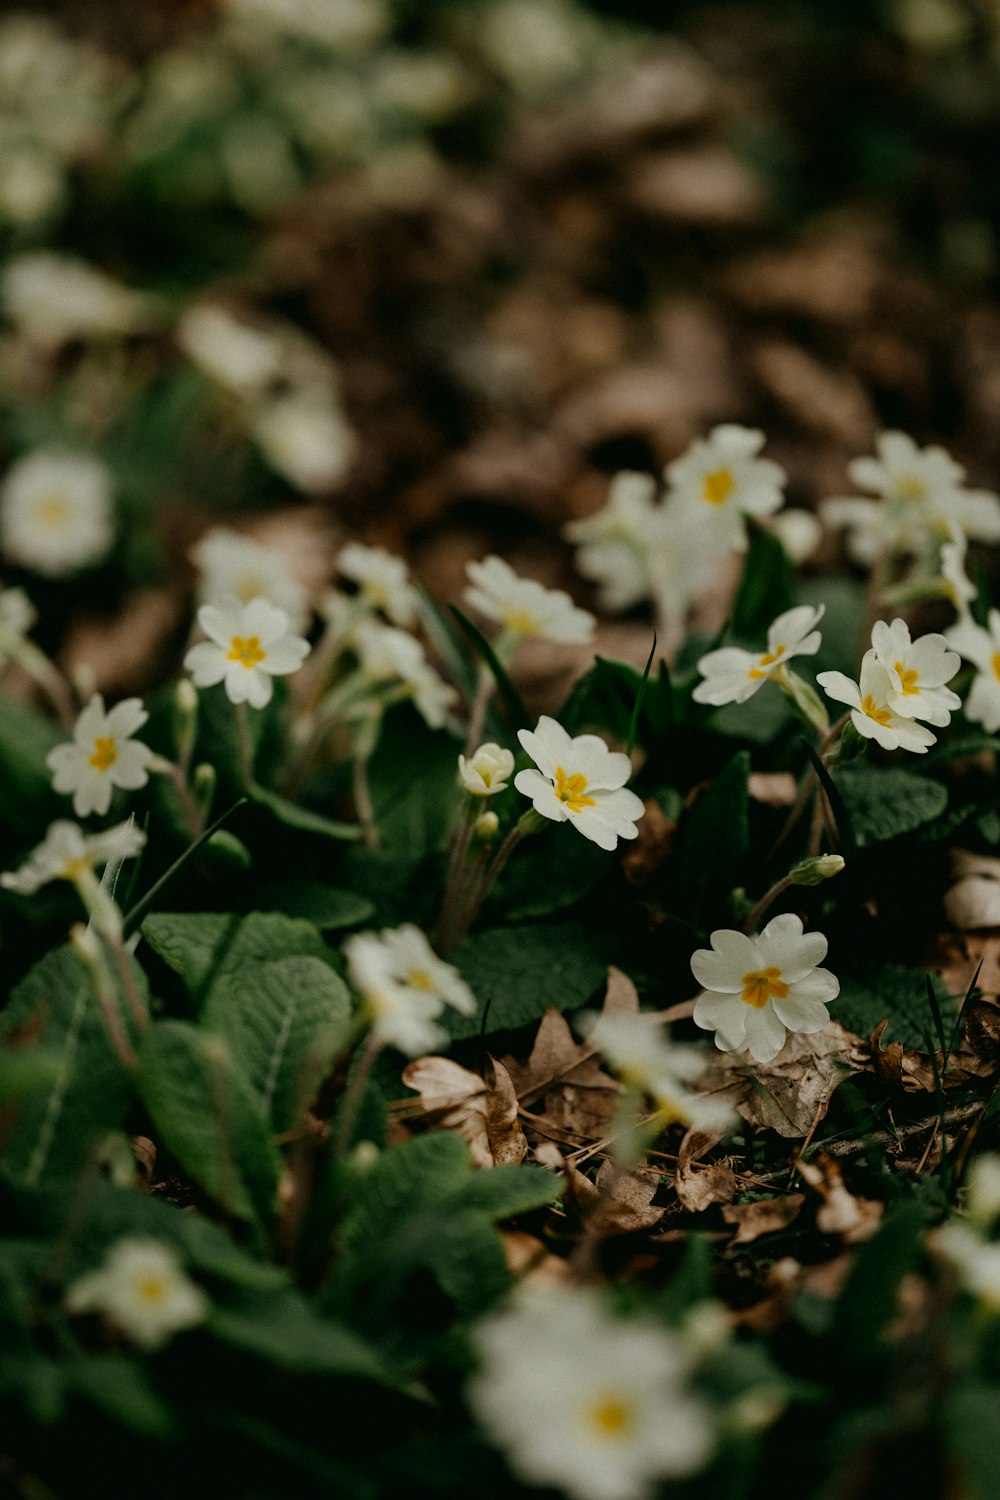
[333,1032,382,1161]
[233,702,254,788]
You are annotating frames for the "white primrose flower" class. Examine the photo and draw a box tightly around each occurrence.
[936,1221,1000,1311]
[691,914,839,1066]
[176,303,285,395]
[869,618,960,725]
[940,523,977,613]
[665,424,785,551]
[0,585,36,662]
[464,555,595,646]
[337,542,419,627]
[355,620,456,729]
[817,650,938,753]
[66,1238,207,1351]
[769,507,822,564]
[515,716,645,852]
[468,1283,714,1500]
[184,598,310,709]
[458,742,515,797]
[590,1011,735,1134]
[1,818,145,897]
[250,385,356,493]
[46,694,154,818]
[343,922,476,1055]
[966,1155,1000,1229]
[945,608,1000,733]
[2,252,154,345]
[191,527,309,632]
[692,603,824,707]
[0,449,113,577]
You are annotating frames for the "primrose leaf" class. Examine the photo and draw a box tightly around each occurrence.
[141,910,334,1013]
[833,765,948,847]
[448,921,610,1038]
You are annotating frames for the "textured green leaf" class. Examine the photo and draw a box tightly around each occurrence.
[208,1290,387,1380]
[202,955,352,1132]
[833,765,948,847]
[137,1021,280,1225]
[249,784,361,841]
[448,921,609,1038]
[367,713,464,856]
[731,526,796,639]
[836,965,955,1049]
[256,880,375,931]
[141,910,333,1012]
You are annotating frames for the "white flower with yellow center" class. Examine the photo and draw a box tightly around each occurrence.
[177,303,285,395]
[468,1284,714,1500]
[0,585,36,663]
[191,527,309,632]
[515,716,644,852]
[250,384,356,493]
[691,914,839,1065]
[665,424,785,551]
[338,542,419,628]
[817,650,938,752]
[692,603,825,707]
[354,620,456,728]
[46,694,154,818]
[945,608,1000,733]
[936,1221,1000,1312]
[66,1238,207,1351]
[2,252,154,346]
[184,597,310,709]
[589,1012,735,1133]
[939,523,977,614]
[870,618,960,725]
[0,449,113,577]
[464,555,595,646]
[1,818,145,897]
[343,922,476,1055]
[458,742,515,797]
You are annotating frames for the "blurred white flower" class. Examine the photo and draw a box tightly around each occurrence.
[0,142,63,226]
[468,1283,714,1500]
[1,818,145,897]
[184,598,310,709]
[939,523,977,613]
[458,742,515,797]
[224,0,388,51]
[869,618,961,725]
[337,542,419,627]
[355,620,456,728]
[344,922,476,1055]
[0,585,36,663]
[515,715,644,851]
[769,507,822,564]
[2,253,153,345]
[665,424,785,551]
[945,608,1000,733]
[966,1155,1000,1229]
[691,914,839,1065]
[191,527,309,632]
[0,449,113,576]
[590,1011,735,1133]
[47,694,154,819]
[66,1238,207,1351]
[693,604,824,707]
[464,555,595,646]
[817,650,938,753]
[177,304,285,395]
[251,386,356,493]
[936,1220,1000,1310]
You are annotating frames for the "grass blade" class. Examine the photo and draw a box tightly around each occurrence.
[123,798,248,937]
[799,738,857,857]
[626,633,657,758]
[449,605,528,730]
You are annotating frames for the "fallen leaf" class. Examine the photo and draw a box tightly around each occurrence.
[675,1125,737,1211]
[484,1057,528,1166]
[944,849,1000,930]
[722,1194,805,1245]
[703,1022,867,1139]
[594,1160,666,1233]
[748,772,799,808]
[798,1155,883,1243]
[401,1054,528,1167]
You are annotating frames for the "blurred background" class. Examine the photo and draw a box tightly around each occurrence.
[5,0,1000,692]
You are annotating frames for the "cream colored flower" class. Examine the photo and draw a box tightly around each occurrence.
[458,742,515,797]
[47,694,154,818]
[1,818,145,897]
[945,608,1000,733]
[191,527,309,632]
[693,604,824,707]
[343,922,476,1055]
[869,618,961,725]
[184,597,310,709]
[337,542,419,627]
[515,716,644,851]
[177,304,285,395]
[817,650,939,752]
[665,424,785,551]
[590,1011,735,1133]
[251,385,356,492]
[0,449,113,576]
[355,620,456,728]
[2,253,153,345]
[66,1238,207,1350]
[464,555,595,646]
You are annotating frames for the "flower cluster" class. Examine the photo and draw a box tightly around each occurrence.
[818,617,960,753]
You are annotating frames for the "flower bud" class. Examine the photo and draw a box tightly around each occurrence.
[458,742,515,797]
[192,762,216,818]
[474,810,500,841]
[173,678,199,764]
[789,853,845,886]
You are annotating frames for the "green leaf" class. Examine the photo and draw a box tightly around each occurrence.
[798,574,867,676]
[449,605,527,731]
[248,783,361,842]
[450,1163,560,1217]
[137,1021,280,1225]
[560,655,669,749]
[836,965,956,1049]
[0,947,140,1184]
[141,910,333,1012]
[448,921,610,1038]
[255,879,375,931]
[207,1289,388,1381]
[490,828,607,921]
[202,955,352,1132]
[122,798,248,936]
[67,1356,177,1439]
[731,526,796,639]
[366,713,464,857]
[0,693,63,843]
[945,1387,1000,1500]
[834,765,948,847]
[670,751,750,923]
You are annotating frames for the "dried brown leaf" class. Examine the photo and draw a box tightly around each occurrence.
[401,1054,527,1167]
[675,1124,737,1211]
[798,1155,883,1243]
[722,1194,805,1245]
[594,1161,666,1233]
[703,1022,867,1139]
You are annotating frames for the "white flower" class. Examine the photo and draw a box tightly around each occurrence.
[464,555,595,646]
[0,449,113,577]
[769,507,822,564]
[936,1221,1000,1311]
[966,1155,1000,1228]
[515,716,645,852]
[177,304,285,395]
[590,1012,735,1133]
[251,385,356,493]
[691,914,839,1065]
[0,142,64,226]
[945,608,1000,732]
[692,604,824,707]
[191,527,309,632]
[458,742,515,797]
[66,1238,207,1351]
[0,585,36,662]
[817,650,939,752]
[1,818,145,896]
[468,1284,714,1500]
[2,253,153,345]
[46,694,154,818]
[940,523,978,613]
[337,542,419,627]
[184,598,310,709]
[665,424,785,551]
[355,620,456,728]
[343,922,476,1055]
[869,618,960,725]
[223,0,388,51]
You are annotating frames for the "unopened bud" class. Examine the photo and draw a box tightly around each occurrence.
[173,678,199,764]
[474,810,500,841]
[774,665,829,736]
[192,762,216,818]
[517,808,549,838]
[789,853,845,886]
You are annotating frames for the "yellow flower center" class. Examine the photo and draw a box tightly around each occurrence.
[236,575,265,604]
[88,735,117,772]
[741,966,789,1009]
[894,475,926,502]
[702,468,735,505]
[36,494,70,530]
[135,1276,167,1305]
[748,645,784,681]
[894,661,919,696]
[60,855,93,882]
[990,652,1000,683]
[861,695,893,726]
[407,967,434,991]
[554,766,596,813]
[502,606,540,636]
[227,634,266,668]
[587,1395,633,1438]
